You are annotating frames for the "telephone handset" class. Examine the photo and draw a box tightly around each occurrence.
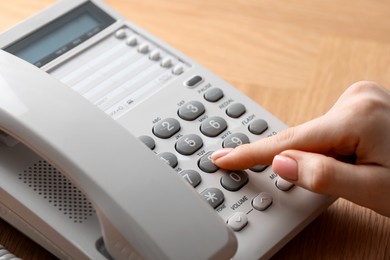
[0,50,236,259]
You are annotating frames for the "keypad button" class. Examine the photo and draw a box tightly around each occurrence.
[126,35,138,46]
[220,171,249,191]
[227,212,248,231]
[180,169,201,188]
[275,177,294,191]
[138,135,155,150]
[175,134,203,155]
[149,49,161,60]
[200,116,228,137]
[252,192,273,211]
[153,118,181,139]
[185,75,203,88]
[250,165,268,172]
[198,151,219,173]
[201,188,224,209]
[204,88,224,102]
[226,103,246,118]
[138,42,150,53]
[115,29,126,39]
[178,101,205,121]
[172,64,184,75]
[248,119,268,135]
[157,152,178,168]
[222,133,250,148]
[161,57,172,68]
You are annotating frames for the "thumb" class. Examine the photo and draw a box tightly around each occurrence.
[273,150,390,216]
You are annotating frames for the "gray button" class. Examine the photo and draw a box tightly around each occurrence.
[250,165,268,172]
[227,212,248,231]
[252,192,273,211]
[138,135,155,150]
[275,177,294,191]
[220,171,249,191]
[175,134,203,155]
[185,75,203,88]
[180,169,201,187]
[200,116,227,137]
[204,88,224,102]
[198,151,219,173]
[226,103,246,118]
[201,188,224,209]
[248,119,268,135]
[222,133,250,148]
[153,118,181,139]
[178,101,205,121]
[157,152,178,168]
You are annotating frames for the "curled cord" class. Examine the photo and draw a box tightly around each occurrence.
[0,244,21,260]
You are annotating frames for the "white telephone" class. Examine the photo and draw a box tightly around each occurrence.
[0,0,335,259]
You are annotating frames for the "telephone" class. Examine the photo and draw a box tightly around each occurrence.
[0,0,335,259]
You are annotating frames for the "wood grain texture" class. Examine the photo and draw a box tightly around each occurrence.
[0,0,389,259]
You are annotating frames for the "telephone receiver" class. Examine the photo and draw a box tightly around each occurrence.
[0,50,237,259]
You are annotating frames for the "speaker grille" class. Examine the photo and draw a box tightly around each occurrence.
[19,160,95,223]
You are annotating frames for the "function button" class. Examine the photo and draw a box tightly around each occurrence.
[178,100,205,121]
[248,119,268,135]
[180,169,201,188]
[227,212,248,231]
[172,64,184,75]
[115,29,126,39]
[126,35,138,46]
[153,118,181,139]
[252,192,273,211]
[250,165,268,172]
[226,103,246,118]
[275,177,294,191]
[222,133,250,149]
[138,135,155,150]
[185,75,203,88]
[175,134,203,155]
[149,49,161,60]
[220,171,249,191]
[157,152,178,168]
[138,42,150,53]
[201,188,224,209]
[204,88,224,102]
[198,151,219,173]
[161,57,173,68]
[200,116,228,137]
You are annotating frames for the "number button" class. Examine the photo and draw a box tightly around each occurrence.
[220,171,249,191]
[138,135,155,150]
[200,116,227,137]
[157,152,178,168]
[180,170,201,187]
[198,151,219,173]
[178,101,205,121]
[175,134,203,155]
[153,118,181,139]
[222,133,250,148]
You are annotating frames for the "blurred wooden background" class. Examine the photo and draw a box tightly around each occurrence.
[1,0,389,259]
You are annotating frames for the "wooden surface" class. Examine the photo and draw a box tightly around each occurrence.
[1,0,390,259]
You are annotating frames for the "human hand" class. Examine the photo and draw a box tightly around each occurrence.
[212,81,390,217]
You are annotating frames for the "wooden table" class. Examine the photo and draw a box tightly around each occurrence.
[1,0,389,259]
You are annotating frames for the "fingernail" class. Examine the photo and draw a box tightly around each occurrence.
[211,148,234,162]
[272,155,298,181]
